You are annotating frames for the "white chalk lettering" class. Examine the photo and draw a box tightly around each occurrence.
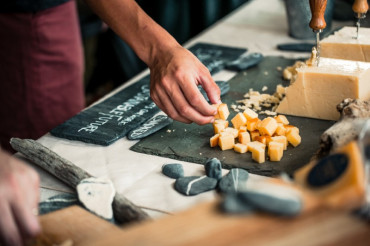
[77,84,152,133]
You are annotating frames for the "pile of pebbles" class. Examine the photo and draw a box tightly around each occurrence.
[162,158,302,217]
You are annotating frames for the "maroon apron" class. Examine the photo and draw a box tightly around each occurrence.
[0,1,84,152]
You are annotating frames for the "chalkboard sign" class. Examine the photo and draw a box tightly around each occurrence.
[50,43,247,145]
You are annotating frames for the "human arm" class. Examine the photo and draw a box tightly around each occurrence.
[0,149,40,246]
[84,0,221,124]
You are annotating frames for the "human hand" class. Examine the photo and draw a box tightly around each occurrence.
[149,45,221,125]
[0,149,40,246]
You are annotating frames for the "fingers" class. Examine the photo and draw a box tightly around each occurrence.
[179,75,218,118]
[0,152,41,245]
[151,84,192,124]
[153,76,215,125]
[199,72,221,105]
[0,203,22,246]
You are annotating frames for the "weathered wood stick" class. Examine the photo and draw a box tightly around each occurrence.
[10,138,149,224]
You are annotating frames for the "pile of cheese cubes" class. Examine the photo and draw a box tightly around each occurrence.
[210,103,301,163]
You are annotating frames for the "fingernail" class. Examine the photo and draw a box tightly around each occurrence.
[210,118,215,123]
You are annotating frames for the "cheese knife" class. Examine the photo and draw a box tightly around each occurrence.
[309,0,328,66]
[352,0,369,39]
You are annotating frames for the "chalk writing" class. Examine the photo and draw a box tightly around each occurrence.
[129,115,168,139]
[78,85,151,133]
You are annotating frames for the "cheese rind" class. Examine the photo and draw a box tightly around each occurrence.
[321,27,370,62]
[276,58,370,120]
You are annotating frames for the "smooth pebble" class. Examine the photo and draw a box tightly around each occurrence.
[218,168,249,193]
[162,163,184,179]
[175,176,217,196]
[205,158,222,180]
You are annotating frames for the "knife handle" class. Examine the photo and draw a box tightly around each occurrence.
[352,0,369,14]
[309,0,327,31]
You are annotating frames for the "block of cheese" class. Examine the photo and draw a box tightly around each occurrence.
[231,113,247,129]
[286,130,301,147]
[268,141,284,161]
[218,133,235,150]
[276,58,370,120]
[251,146,265,163]
[243,108,258,120]
[214,119,229,128]
[234,143,248,153]
[321,27,370,62]
[238,131,251,145]
[210,134,219,147]
[217,103,230,120]
[213,123,226,134]
[246,118,260,132]
[259,117,278,136]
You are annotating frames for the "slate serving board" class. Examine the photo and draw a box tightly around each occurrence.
[50,43,247,145]
[130,56,335,176]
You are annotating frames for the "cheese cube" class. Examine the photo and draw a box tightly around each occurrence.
[234,143,248,153]
[238,131,251,145]
[268,141,284,161]
[243,108,258,120]
[247,118,260,132]
[259,117,278,136]
[251,146,265,163]
[250,130,260,141]
[276,57,370,120]
[247,141,266,152]
[218,134,235,150]
[222,127,239,138]
[214,119,229,128]
[284,125,299,135]
[212,103,221,119]
[274,115,289,125]
[321,27,370,62]
[213,123,226,134]
[271,136,288,150]
[210,134,220,147]
[231,113,247,129]
[286,131,301,147]
[275,123,287,136]
[239,126,247,133]
[255,136,271,145]
[217,103,230,120]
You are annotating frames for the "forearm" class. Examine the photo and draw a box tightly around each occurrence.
[84,0,180,66]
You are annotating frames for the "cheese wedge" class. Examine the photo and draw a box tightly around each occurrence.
[276,58,370,120]
[321,27,370,62]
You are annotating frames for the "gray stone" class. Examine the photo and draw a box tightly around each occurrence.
[175,176,217,196]
[218,168,249,193]
[205,158,222,180]
[239,184,302,216]
[220,193,255,214]
[162,163,184,179]
[127,114,173,140]
[77,177,116,220]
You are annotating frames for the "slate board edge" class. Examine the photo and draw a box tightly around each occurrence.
[129,145,279,177]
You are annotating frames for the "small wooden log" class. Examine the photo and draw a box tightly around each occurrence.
[10,138,149,224]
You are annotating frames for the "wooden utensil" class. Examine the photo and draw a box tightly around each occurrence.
[309,0,328,66]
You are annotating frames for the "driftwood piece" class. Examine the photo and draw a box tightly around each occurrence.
[10,138,149,224]
[317,99,370,158]
[337,98,370,119]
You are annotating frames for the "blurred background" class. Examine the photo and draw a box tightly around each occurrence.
[78,0,369,106]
